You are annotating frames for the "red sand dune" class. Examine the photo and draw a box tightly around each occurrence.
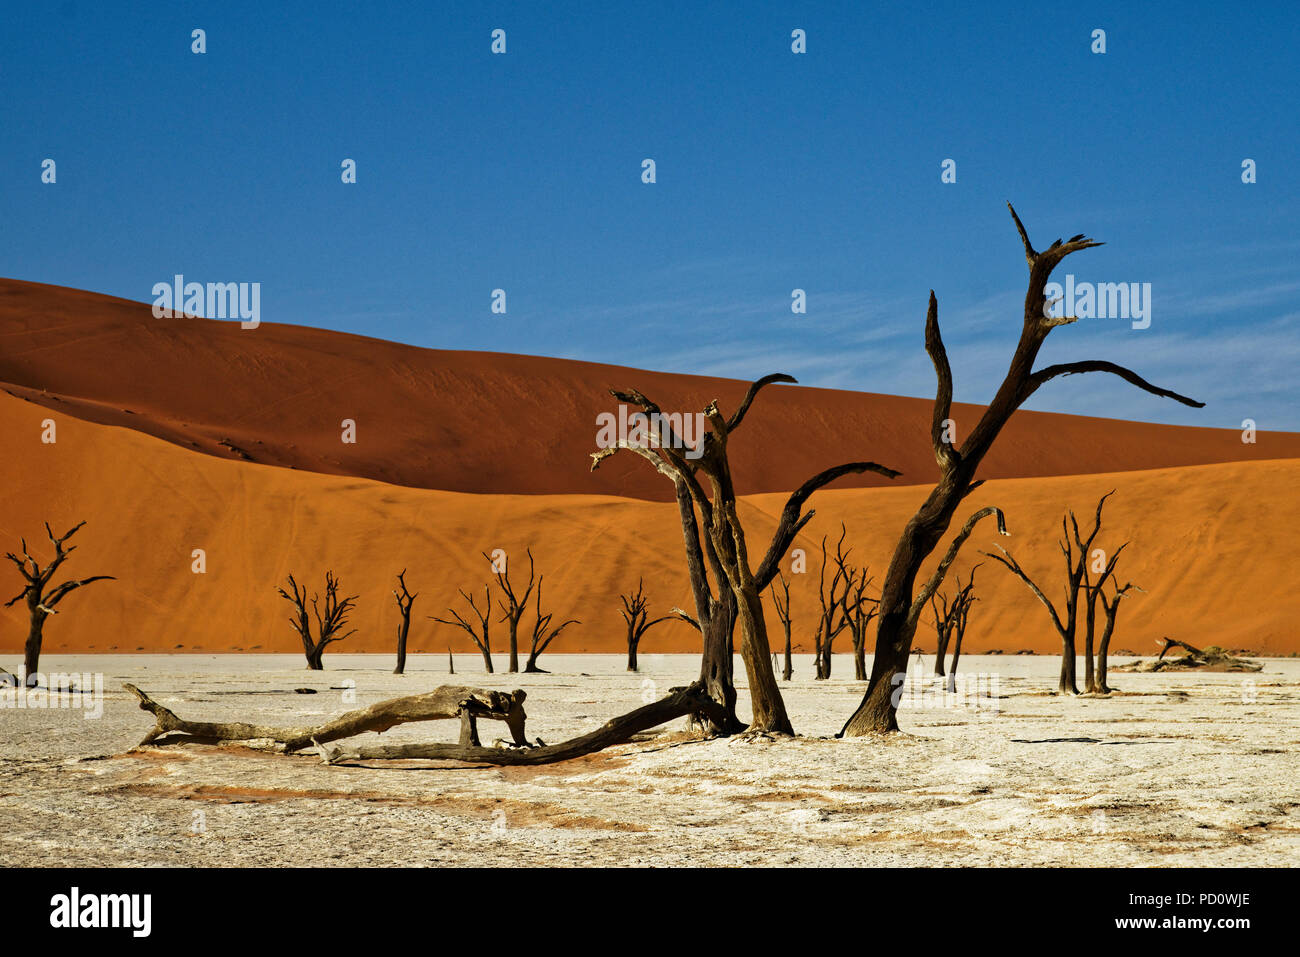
[2,390,1297,658]
[2,279,1298,660]
[2,278,1297,502]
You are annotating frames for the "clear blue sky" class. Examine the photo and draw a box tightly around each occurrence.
[3,1,1296,429]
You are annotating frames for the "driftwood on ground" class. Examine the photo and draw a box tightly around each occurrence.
[315,681,728,766]
[125,683,528,751]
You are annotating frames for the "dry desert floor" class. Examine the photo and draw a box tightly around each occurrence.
[2,653,1296,866]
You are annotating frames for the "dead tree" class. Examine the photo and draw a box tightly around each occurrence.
[840,206,1202,735]
[318,681,729,767]
[844,570,879,681]
[770,573,794,680]
[523,577,578,673]
[621,578,671,672]
[127,683,528,751]
[937,567,979,692]
[4,522,113,683]
[278,572,357,670]
[392,570,418,675]
[1080,535,1128,693]
[984,492,1121,694]
[593,375,900,734]
[813,529,853,680]
[489,549,535,674]
[1095,579,1139,692]
[431,585,494,673]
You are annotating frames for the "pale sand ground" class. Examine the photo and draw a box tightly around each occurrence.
[2,654,1296,867]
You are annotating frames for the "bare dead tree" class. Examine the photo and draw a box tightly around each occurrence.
[621,578,672,672]
[392,570,418,675]
[770,572,794,680]
[843,568,879,681]
[841,206,1202,735]
[431,585,494,673]
[984,493,1120,694]
[814,529,853,680]
[1095,579,1141,692]
[278,571,357,670]
[931,566,978,678]
[1079,532,1128,693]
[523,576,579,673]
[941,567,979,693]
[489,549,535,674]
[593,375,900,734]
[4,522,114,684]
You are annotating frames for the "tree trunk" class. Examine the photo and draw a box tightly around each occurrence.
[394,617,410,675]
[1058,634,1078,694]
[946,627,964,694]
[852,629,867,681]
[782,628,793,681]
[734,586,793,735]
[306,644,325,671]
[23,606,46,681]
[507,620,519,673]
[697,596,743,734]
[1083,591,1097,693]
[627,638,638,672]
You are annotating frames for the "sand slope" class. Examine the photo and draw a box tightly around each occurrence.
[3,278,1297,502]
[2,390,1296,658]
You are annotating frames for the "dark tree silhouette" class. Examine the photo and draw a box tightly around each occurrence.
[984,492,1121,694]
[770,572,794,680]
[839,564,879,681]
[278,571,357,670]
[620,578,672,672]
[5,522,114,684]
[432,585,494,673]
[932,566,979,692]
[813,529,853,680]
[841,206,1202,735]
[489,549,535,674]
[392,570,418,675]
[593,375,900,734]
[523,576,579,673]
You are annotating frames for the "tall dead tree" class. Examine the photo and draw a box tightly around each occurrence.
[392,570,418,675]
[621,578,671,672]
[278,571,357,670]
[593,375,900,734]
[932,567,979,692]
[4,522,113,683]
[523,576,579,673]
[813,529,853,680]
[489,549,535,674]
[431,585,494,673]
[840,205,1202,735]
[770,572,794,680]
[983,493,1121,694]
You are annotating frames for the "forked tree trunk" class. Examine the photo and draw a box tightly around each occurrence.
[841,207,1200,735]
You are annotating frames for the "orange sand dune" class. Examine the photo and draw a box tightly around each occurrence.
[2,278,1297,503]
[2,391,1296,659]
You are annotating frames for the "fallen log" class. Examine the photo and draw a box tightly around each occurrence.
[316,681,727,767]
[125,683,528,751]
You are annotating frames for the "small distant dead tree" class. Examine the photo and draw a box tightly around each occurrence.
[932,567,979,692]
[490,549,535,674]
[840,205,1201,736]
[770,573,794,680]
[1095,579,1141,692]
[621,579,671,672]
[392,570,418,675]
[813,529,853,680]
[1079,536,1130,693]
[984,492,1119,694]
[593,375,899,734]
[278,571,357,670]
[841,566,879,681]
[5,522,114,683]
[432,585,494,673]
[524,577,579,673]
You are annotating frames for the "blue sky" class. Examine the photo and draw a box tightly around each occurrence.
[3,1,1297,429]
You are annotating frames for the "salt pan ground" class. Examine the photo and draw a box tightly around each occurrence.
[2,654,1295,867]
